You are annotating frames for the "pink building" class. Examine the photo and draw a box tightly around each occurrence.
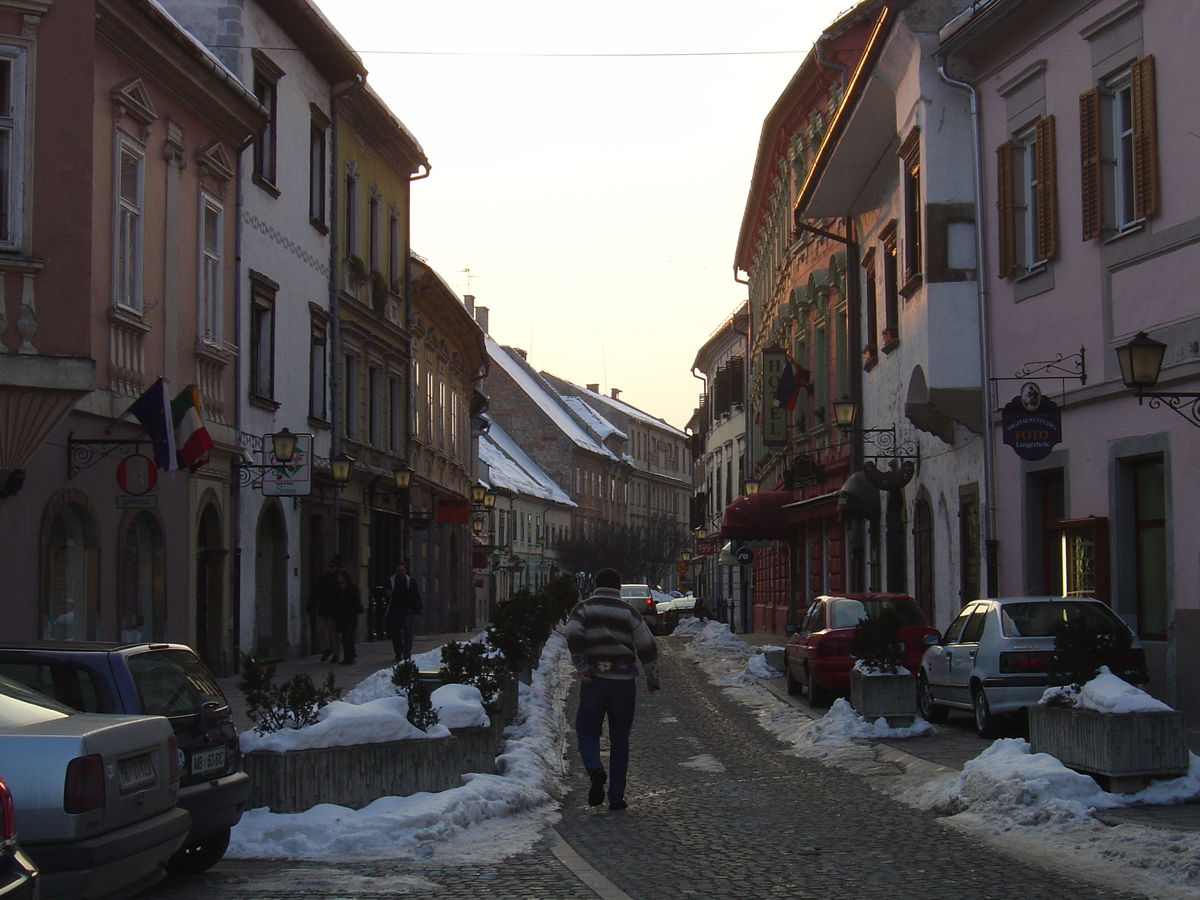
[942,0,1200,721]
[0,0,263,672]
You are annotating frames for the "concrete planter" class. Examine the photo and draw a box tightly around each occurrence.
[1028,704,1189,792]
[849,669,917,728]
[243,720,506,813]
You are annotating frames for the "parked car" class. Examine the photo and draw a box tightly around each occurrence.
[0,643,250,875]
[784,594,938,706]
[651,598,680,636]
[0,673,190,899]
[619,584,656,628]
[0,775,37,900]
[917,596,1147,737]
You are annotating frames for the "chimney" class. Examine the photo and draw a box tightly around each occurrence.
[587,384,600,393]
[475,306,489,334]
[464,294,475,313]
[611,388,621,400]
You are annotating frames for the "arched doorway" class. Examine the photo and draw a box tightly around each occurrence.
[43,500,99,640]
[119,511,165,642]
[885,491,907,593]
[196,503,227,673]
[254,504,288,658]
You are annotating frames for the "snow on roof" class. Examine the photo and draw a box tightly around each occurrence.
[479,417,575,507]
[486,337,616,459]
[566,382,688,438]
[560,395,624,442]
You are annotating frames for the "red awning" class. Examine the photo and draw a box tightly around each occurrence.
[719,491,797,541]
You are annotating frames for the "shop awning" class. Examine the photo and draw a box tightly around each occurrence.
[719,491,798,541]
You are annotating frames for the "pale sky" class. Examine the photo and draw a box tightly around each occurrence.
[313,0,854,430]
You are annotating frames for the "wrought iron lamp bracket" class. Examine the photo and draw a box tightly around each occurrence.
[67,432,150,478]
[1138,390,1200,429]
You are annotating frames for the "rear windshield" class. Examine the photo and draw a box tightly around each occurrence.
[0,673,75,726]
[620,586,651,598]
[128,649,226,718]
[828,597,925,630]
[1000,601,1127,638]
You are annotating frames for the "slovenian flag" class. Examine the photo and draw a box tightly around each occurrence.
[172,385,214,472]
[125,377,177,471]
[772,357,807,412]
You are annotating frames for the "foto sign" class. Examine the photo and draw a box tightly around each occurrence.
[262,433,313,496]
[1002,386,1062,461]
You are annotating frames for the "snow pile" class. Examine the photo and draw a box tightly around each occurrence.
[431,684,490,729]
[228,632,573,861]
[1041,666,1174,714]
[240,695,450,752]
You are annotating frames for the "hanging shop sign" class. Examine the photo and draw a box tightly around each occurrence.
[694,537,718,557]
[1002,383,1062,461]
[761,347,789,447]
[437,497,470,524]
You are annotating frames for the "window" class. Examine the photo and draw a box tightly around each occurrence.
[998,116,1057,276]
[1043,517,1110,602]
[368,188,381,276]
[249,272,277,400]
[199,193,222,343]
[1131,458,1166,638]
[861,249,878,365]
[388,209,401,290]
[344,166,359,261]
[252,51,282,192]
[343,353,359,441]
[880,222,899,349]
[0,47,26,250]
[44,502,97,641]
[1081,56,1157,239]
[120,512,163,643]
[388,374,402,451]
[309,319,327,421]
[367,365,381,446]
[309,107,328,229]
[898,128,922,289]
[115,137,144,312]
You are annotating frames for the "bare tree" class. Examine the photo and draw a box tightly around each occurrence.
[552,519,689,588]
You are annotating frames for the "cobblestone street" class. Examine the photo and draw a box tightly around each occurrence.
[141,639,1151,899]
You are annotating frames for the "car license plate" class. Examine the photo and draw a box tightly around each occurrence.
[191,746,225,776]
[118,754,156,791]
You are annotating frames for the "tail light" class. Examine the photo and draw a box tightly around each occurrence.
[812,635,850,657]
[64,754,105,814]
[0,776,16,843]
[168,733,182,784]
[999,651,1054,674]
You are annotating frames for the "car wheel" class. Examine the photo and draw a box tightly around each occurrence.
[167,827,231,876]
[806,667,833,707]
[972,686,998,739]
[785,662,803,696]
[917,673,948,724]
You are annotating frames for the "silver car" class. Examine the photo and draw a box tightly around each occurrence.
[0,675,191,900]
[917,596,1147,737]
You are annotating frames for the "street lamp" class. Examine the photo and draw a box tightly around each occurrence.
[331,452,354,485]
[1115,331,1200,427]
[681,548,692,563]
[471,482,487,504]
[393,462,412,489]
[271,427,298,463]
[472,518,484,535]
[833,398,858,428]
[743,479,760,496]
[694,526,707,540]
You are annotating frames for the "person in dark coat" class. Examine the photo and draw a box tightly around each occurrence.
[383,563,422,661]
[335,568,363,665]
[309,560,342,663]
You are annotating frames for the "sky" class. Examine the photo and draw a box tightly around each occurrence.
[311,0,856,430]
[225,623,1200,897]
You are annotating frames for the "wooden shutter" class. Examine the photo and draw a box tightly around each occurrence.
[996,141,1016,278]
[1131,54,1159,220]
[1079,87,1102,241]
[1034,115,1058,261]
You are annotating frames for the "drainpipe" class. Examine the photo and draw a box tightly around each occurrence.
[815,34,849,92]
[328,76,364,558]
[938,59,998,596]
[230,134,251,673]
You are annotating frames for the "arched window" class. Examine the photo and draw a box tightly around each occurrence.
[120,511,164,642]
[44,502,98,641]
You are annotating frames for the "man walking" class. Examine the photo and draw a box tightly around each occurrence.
[564,568,660,811]
[383,563,422,661]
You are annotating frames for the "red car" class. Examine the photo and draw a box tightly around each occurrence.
[784,593,938,706]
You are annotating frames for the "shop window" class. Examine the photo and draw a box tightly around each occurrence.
[44,502,97,641]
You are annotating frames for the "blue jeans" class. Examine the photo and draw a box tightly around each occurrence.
[388,611,414,660]
[575,677,637,803]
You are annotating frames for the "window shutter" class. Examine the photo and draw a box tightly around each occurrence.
[1034,115,1058,261]
[996,141,1016,278]
[1131,54,1159,220]
[1079,88,1102,241]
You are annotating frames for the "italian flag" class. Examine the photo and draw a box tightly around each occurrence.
[171,385,214,472]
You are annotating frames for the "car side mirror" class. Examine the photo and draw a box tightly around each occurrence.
[785,623,798,634]
[923,632,940,647]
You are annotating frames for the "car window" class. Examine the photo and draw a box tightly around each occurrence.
[1000,601,1129,638]
[941,607,973,644]
[829,599,867,629]
[128,649,225,718]
[861,596,925,626]
[0,673,75,726]
[960,606,990,643]
[0,662,103,713]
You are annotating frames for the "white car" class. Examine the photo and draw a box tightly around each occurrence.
[917,596,1147,737]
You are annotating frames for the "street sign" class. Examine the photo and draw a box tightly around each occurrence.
[262,434,313,496]
[115,454,156,495]
[677,562,689,576]
[735,546,754,566]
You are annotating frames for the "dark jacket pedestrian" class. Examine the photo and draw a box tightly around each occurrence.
[335,568,363,665]
[309,560,342,662]
[383,563,422,661]
[564,567,659,811]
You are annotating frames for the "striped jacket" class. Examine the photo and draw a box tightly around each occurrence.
[564,587,660,688]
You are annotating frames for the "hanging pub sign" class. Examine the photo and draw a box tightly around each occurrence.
[437,497,470,524]
[761,347,788,447]
[694,537,717,557]
[1002,382,1062,461]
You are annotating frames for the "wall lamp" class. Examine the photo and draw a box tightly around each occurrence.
[1116,331,1200,428]
[330,452,354,485]
[742,479,760,496]
[235,428,301,488]
[693,526,707,540]
[470,482,497,507]
[832,398,919,490]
